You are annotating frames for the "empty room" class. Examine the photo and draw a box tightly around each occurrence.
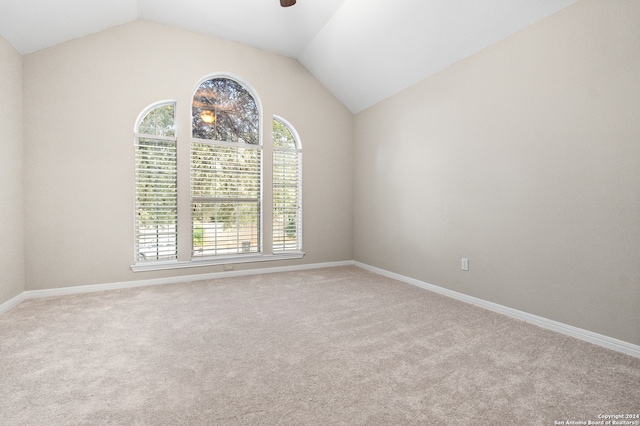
[1,0,638,424]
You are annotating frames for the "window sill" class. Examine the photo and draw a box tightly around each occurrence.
[130,252,305,272]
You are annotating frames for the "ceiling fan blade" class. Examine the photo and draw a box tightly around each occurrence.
[280,0,296,7]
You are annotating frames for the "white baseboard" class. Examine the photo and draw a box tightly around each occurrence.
[354,261,640,359]
[2,259,638,358]
[0,292,27,316]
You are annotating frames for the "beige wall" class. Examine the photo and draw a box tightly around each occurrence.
[0,36,25,305]
[353,0,640,345]
[23,20,353,290]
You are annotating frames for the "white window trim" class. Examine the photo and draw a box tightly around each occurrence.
[130,77,309,272]
[133,100,178,265]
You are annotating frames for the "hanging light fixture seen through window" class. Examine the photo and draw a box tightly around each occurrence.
[200,110,215,124]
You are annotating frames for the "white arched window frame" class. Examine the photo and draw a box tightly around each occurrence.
[190,74,263,260]
[133,100,178,263]
[273,116,302,253]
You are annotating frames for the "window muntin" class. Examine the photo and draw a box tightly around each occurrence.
[191,77,262,258]
[134,102,178,262]
[273,117,302,252]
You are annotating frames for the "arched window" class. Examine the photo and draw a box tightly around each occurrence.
[134,101,177,262]
[191,77,262,258]
[273,116,302,253]
[132,75,304,272]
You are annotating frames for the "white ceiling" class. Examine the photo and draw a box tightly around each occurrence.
[0,0,578,113]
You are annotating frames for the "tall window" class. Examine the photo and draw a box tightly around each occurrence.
[132,74,304,271]
[273,117,302,252]
[191,77,261,258]
[134,102,178,261]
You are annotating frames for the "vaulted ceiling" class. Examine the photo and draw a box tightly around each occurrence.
[0,0,577,113]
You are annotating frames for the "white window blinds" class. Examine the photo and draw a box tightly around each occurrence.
[191,141,261,257]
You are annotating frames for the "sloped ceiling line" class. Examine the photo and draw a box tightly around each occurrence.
[0,0,578,113]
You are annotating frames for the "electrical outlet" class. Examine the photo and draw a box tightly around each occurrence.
[461,258,469,271]
[223,264,234,271]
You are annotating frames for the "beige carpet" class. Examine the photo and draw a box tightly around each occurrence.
[1,266,638,425]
